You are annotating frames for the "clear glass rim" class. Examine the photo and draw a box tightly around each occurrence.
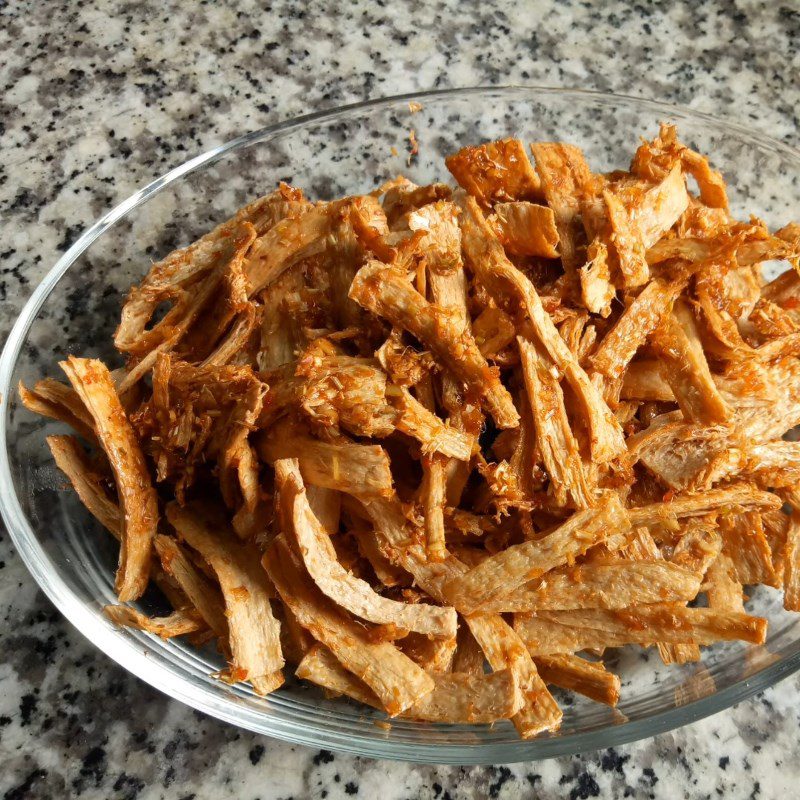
[3,85,800,764]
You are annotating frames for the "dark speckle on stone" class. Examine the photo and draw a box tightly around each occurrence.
[313,749,335,766]
[249,744,265,765]
[570,772,601,800]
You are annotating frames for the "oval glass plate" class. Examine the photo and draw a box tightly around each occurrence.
[3,87,800,764]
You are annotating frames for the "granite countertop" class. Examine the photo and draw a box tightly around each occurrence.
[2,1,800,797]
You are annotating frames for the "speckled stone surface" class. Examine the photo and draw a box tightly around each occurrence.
[2,1,800,797]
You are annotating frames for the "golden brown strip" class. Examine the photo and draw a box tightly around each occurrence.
[104,605,204,639]
[388,387,474,461]
[466,614,562,737]
[489,201,560,258]
[153,535,228,638]
[446,139,542,206]
[518,337,593,509]
[443,494,630,614]
[60,357,158,602]
[628,485,781,528]
[256,419,394,496]
[348,261,519,429]
[515,605,767,655]
[19,379,96,442]
[456,193,625,462]
[166,502,284,693]
[529,142,594,277]
[297,644,522,723]
[650,300,729,424]
[478,560,702,613]
[264,534,434,715]
[590,278,684,383]
[705,553,745,613]
[275,459,457,638]
[534,654,620,707]
[46,435,122,538]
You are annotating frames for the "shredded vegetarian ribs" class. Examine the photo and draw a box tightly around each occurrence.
[21,123,800,737]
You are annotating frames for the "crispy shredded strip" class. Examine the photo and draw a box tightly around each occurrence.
[264,534,434,715]
[515,605,767,656]
[628,485,781,528]
[60,357,158,602]
[154,535,228,637]
[444,494,630,614]
[456,193,625,462]
[46,435,122,537]
[166,502,284,694]
[297,644,521,723]
[466,614,562,737]
[19,379,96,442]
[529,142,595,279]
[349,261,519,429]
[518,337,593,509]
[590,278,684,386]
[104,605,204,639]
[257,418,393,496]
[534,654,621,707]
[480,560,702,613]
[275,459,457,638]
[650,299,729,424]
[446,139,542,207]
[489,202,560,258]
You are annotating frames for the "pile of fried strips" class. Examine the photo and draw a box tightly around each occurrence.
[21,124,800,737]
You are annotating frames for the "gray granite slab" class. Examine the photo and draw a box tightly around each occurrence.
[1,1,800,797]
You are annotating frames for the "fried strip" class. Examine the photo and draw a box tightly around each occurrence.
[348,261,519,429]
[782,490,800,611]
[603,188,649,288]
[452,623,486,676]
[264,535,434,715]
[444,494,630,614]
[515,605,767,655]
[519,337,593,509]
[256,419,393,496]
[466,614,562,737]
[446,139,542,206]
[628,485,781,528]
[297,645,521,723]
[275,459,457,638]
[480,560,702,613]
[153,535,228,637]
[389,387,474,461]
[60,357,157,602]
[580,240,615,318]
[489,201,560,258]
[104,605,203,639]
[534,654,620,706]
[719,512,777,587]
[298,356,396,438]
[590,278,684,383]
[46,435,122,537]
[166,502,284,693]
[19,379,95,442]
[705,553,745,613]
[244,198,353,295]
[456,193,625,462]
[421,454,448,562]
[529,142,594,277]
[404,669,522,723]
[621,360,675,402]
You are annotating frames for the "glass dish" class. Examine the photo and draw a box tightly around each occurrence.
[3,87,800,765]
